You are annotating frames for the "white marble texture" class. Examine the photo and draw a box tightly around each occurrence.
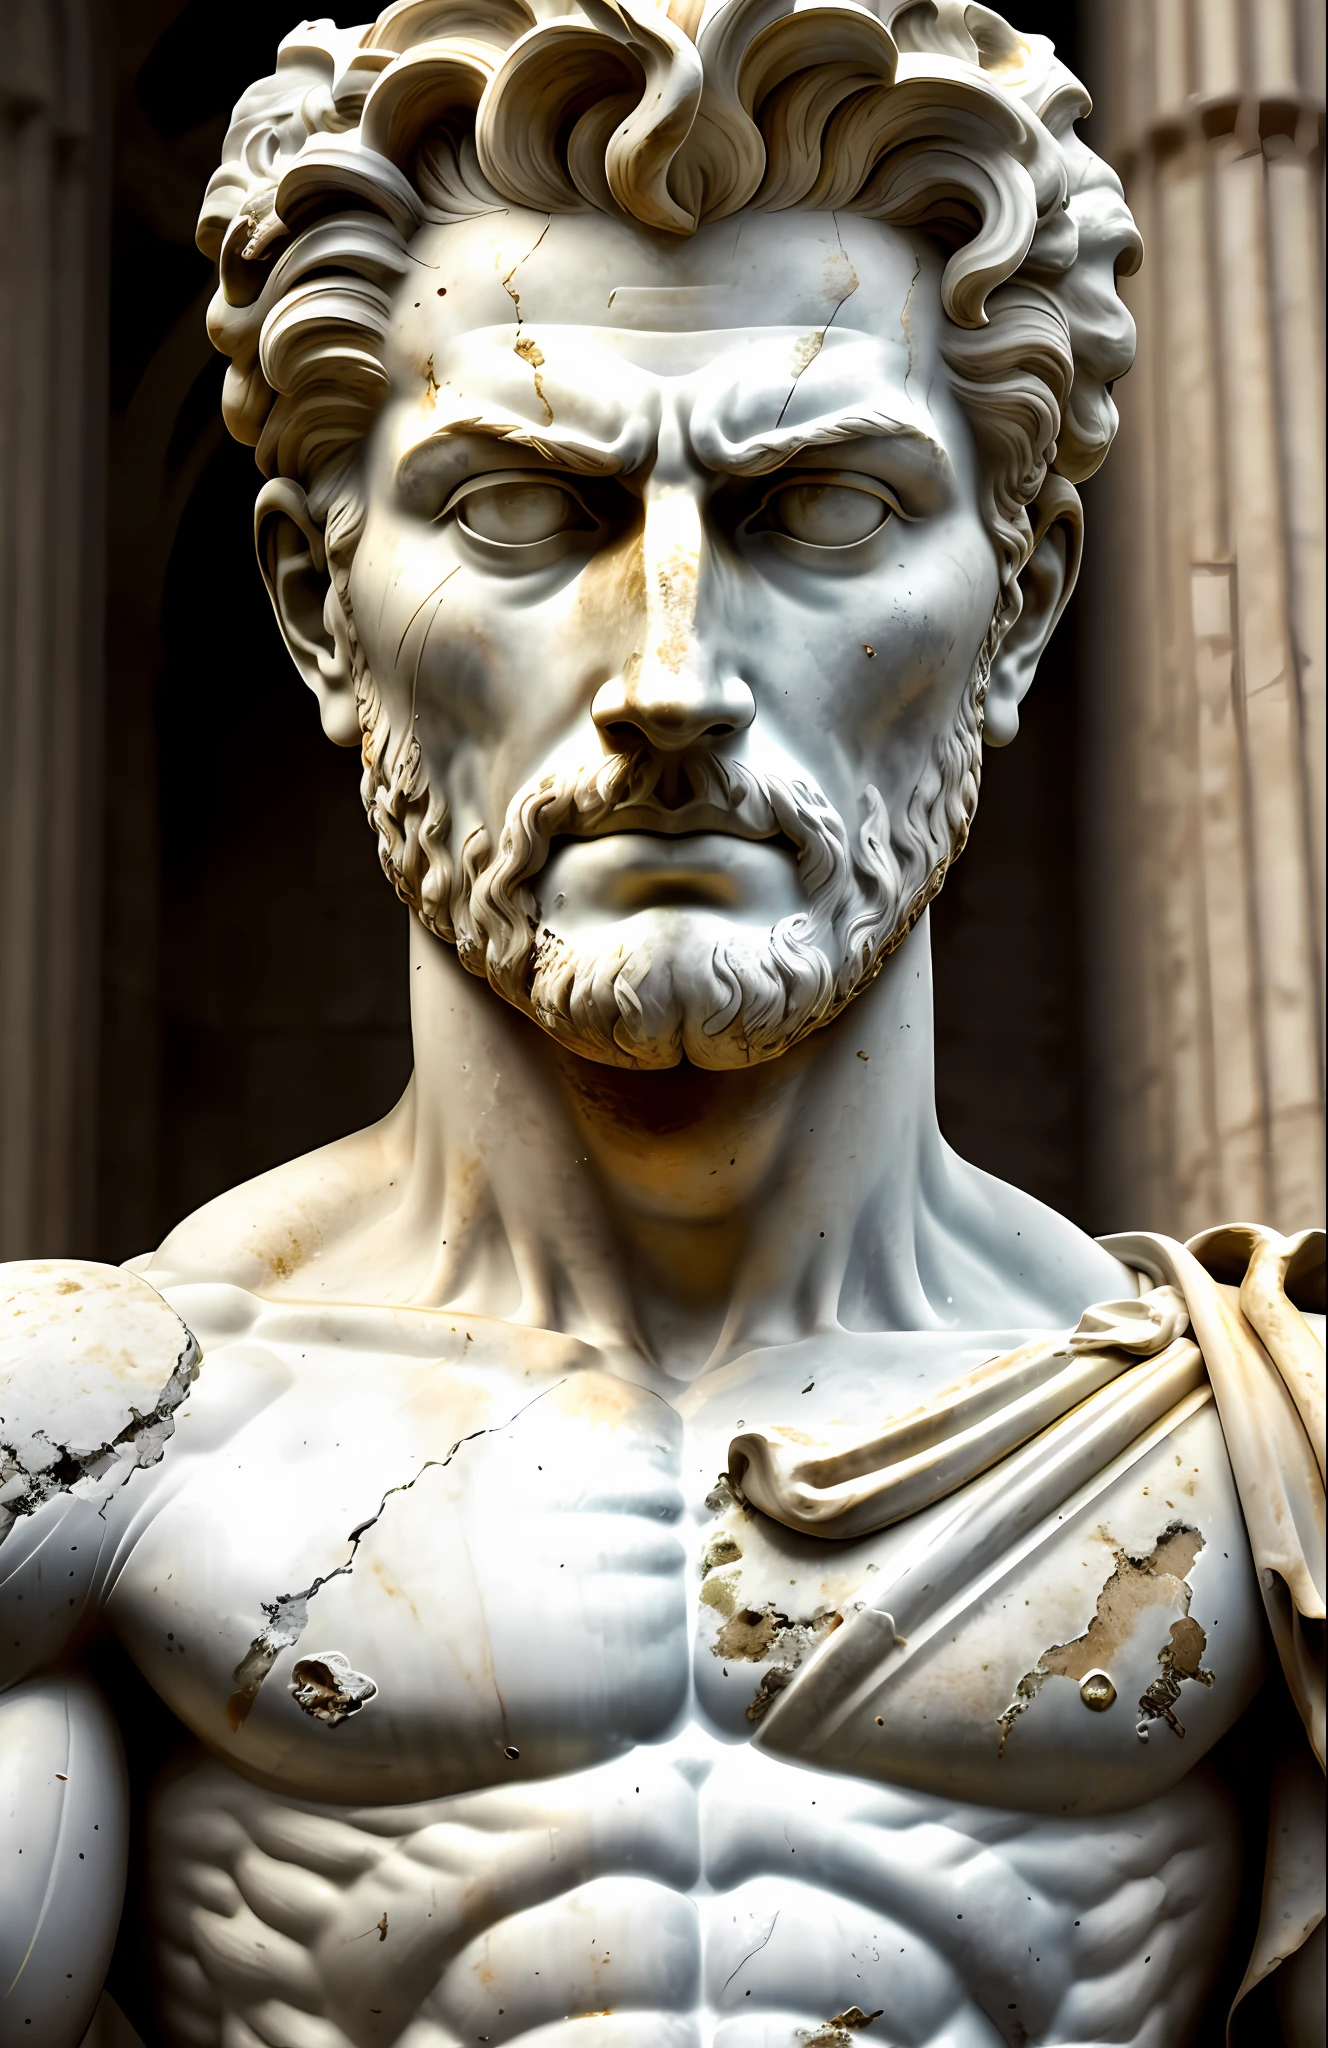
[5,4,1318,2044]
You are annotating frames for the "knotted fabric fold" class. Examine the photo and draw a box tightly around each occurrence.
[727,1278,1193,1541]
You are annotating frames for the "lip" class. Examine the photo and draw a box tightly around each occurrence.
[539,828,805,919]
[557,803,786,842]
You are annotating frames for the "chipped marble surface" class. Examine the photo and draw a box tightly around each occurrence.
[0,1260,199,1538]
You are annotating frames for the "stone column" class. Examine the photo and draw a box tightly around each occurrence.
[1084,0,1325,1236]
[0,2,108,1257]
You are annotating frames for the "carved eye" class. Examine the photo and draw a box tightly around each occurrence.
[456,478,589,546]
[767,481,890,547]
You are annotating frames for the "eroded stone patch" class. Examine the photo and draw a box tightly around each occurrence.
[715,1605,785,1662]
[997,1521,1210,1752]
[700,1531,742,1576]
[289,1650,378,1727]
[800,2009,884,2046]
[1137,1614,1214,1738]
[513,334,553,425]
[702,1569,842,1722]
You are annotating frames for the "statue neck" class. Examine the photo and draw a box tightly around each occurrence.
[151,909,1127,1373]
[395,912,1118,1379]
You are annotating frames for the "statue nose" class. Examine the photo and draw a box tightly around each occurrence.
[591,481,755,752]
[591,666,756,751]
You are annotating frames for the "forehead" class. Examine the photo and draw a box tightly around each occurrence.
[384,209,948,457]
[399,208,937,331]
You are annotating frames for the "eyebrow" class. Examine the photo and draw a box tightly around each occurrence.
[395,402,952,483]
[396,415,639,479]
[700,408,953,480]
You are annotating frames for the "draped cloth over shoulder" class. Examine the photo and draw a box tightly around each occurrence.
[727,1222,1325,2029]
[1103,1227,1324,1773]
[727,1280,1196,1540]
[1104,1226,1324,2035]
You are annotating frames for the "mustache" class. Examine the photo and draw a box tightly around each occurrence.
[357,629,991,1069]
[453,746,880,976]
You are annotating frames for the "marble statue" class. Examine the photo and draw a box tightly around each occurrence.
[2,3,1323,2043]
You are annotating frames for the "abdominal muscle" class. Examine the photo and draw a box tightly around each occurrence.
[145,1724,1238,2048]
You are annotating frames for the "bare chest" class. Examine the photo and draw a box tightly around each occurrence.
[110,1348,688,1801]
[107,1330,1267,1813]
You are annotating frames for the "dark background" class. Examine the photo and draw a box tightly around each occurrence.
[98,0,1096,1262]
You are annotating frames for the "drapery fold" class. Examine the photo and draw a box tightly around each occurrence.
[727,1222,1325,2027]
[728,1278,1196,1540]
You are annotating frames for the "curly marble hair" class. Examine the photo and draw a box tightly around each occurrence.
[198,0,1140,987]
[200,0,1139,541]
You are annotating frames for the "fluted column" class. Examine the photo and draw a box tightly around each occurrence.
[1084,0,1325,1235]
[0,2,108,1256]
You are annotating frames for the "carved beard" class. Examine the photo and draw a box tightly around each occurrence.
[358,644,991,1070]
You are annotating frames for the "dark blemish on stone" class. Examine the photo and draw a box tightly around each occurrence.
[1136,1614,1213,1739]
[288,1651,378,1727]
[700,1533,742,1577]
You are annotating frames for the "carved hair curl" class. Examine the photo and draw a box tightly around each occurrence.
[201,0,1139,518]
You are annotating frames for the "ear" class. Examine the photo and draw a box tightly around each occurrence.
[983,476,1083,747]
[255,477,361,747]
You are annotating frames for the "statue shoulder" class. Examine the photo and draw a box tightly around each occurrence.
[0,1260,199,1682]
[1,1259,199,1533]
[143,1093,412,1296]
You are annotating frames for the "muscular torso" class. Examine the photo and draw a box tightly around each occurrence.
[15,1280,1270,2044]
[148,1731,1236,2047]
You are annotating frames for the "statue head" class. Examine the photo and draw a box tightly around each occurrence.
[199,0,1139,1071]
